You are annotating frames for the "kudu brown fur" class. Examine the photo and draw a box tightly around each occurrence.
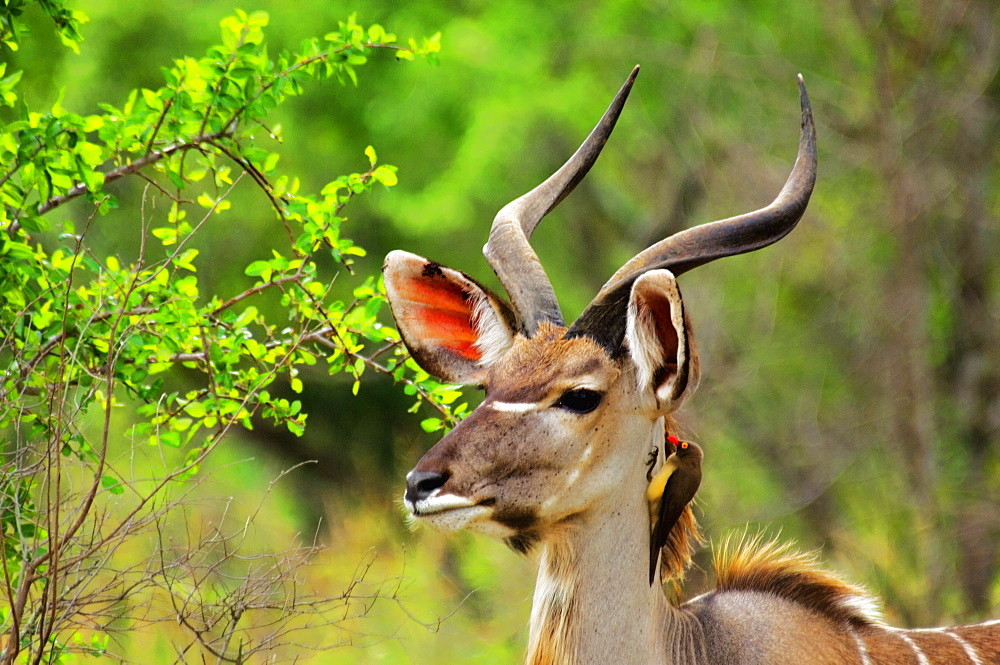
[382,67,1000,665]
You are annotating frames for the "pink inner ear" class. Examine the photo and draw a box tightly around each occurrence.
[398,276,483,362]
[398,278,471,313]
[437,338,482,361]
[414,307,482,361]
[645,297,679,363]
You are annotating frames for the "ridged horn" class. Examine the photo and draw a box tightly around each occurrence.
[568,74,817,355]
[484,66,639,335]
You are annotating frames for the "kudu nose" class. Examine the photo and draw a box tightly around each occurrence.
[405,470,449,504]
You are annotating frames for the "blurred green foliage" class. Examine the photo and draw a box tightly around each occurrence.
[1,0,997,663]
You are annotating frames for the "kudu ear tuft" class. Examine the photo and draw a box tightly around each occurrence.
[383,250,517,385]
[625,270,700,409]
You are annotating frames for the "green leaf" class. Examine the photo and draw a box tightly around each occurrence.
[420,418,442,433]
[140,88,162,110]
[244,260,270,276]
[154,432,182,448]
[263,152,280,173]
[101,475,124,495]
[372,164,398,187]
[18,216,50,233]
[175,249,199,272]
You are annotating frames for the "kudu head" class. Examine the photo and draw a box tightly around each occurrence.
[384,67,816,554]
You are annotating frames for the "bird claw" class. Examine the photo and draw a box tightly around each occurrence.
[646,446,659,481]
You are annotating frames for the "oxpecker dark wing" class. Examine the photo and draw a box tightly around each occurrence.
[648,440,703,585]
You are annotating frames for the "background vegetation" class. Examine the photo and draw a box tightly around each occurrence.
[2,0,997,663]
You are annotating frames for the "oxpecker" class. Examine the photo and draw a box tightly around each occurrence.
[647,436,703,585]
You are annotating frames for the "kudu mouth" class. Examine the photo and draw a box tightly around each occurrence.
[404,487,520,542]
[404,469,495,525]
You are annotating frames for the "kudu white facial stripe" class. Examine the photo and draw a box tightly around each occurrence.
[489,400,543,413]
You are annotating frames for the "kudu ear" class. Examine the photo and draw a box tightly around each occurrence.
[624,270,700,410]
[383,250,517,385]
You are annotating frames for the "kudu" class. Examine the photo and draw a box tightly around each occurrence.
[382,67,1000,665]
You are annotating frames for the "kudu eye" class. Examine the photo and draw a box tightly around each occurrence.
[555,389,603,414]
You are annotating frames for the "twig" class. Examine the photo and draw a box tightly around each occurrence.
[33,127,235,216]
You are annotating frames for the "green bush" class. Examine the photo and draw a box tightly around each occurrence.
[0,4,458,662]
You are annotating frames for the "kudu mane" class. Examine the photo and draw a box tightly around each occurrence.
[709,533,883,627]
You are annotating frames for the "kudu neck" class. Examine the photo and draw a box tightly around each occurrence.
[525,422,703,665]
